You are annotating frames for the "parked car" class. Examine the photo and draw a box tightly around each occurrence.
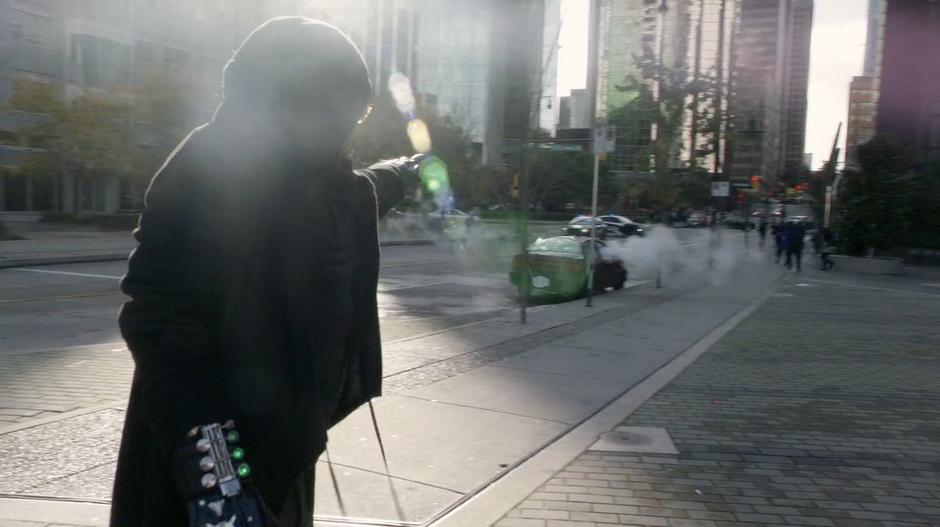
[509,236,627,299]
[687,211,710,227]
[565,216,608,238]
[598,214,646,238]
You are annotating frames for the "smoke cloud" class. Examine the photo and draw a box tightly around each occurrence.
[600,227,752,288]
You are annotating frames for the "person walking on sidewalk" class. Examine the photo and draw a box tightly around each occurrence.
[772,220,787,264]
[783,219,807,271]
[819,227,836,271]
[111,17,417,527]
[758,217,768,247]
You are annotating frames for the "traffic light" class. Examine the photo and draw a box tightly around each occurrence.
[750,175,761,192]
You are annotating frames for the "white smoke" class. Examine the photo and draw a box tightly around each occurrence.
[600,227,748,288]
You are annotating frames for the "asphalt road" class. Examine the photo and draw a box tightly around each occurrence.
[0,226,710,427]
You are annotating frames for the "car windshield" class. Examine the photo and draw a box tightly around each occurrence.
[529,237,584,258]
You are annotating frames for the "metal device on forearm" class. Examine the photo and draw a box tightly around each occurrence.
[189,420,250,497]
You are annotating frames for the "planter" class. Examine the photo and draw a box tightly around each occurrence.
[830,254,903,275]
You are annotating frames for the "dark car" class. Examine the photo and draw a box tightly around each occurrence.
[509,236,627,299]
[565,216,608,238]
[598,214,646,238]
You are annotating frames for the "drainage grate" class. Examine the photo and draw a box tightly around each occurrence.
[588,426,678,454]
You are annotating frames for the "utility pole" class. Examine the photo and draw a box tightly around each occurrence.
[713,0,727,179]
[585,0,601,307]
[689,0,706,167]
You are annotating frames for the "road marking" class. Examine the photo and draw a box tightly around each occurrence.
[378,280,454,292]
[921,283,940,288]
[12,268,122,280]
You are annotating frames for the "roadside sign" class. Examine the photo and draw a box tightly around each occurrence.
[593,125,616,154]
[710,181,730,197]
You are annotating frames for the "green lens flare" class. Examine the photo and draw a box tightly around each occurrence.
[237,463,251,478]
[419,156,450,198]
[226,431,239,443]
[231,447,245,460]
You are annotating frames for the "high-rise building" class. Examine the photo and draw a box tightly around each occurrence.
[558,88,591,130]
[297,0,550,169]
[539,0,562,134]
[729,0,813,188]
[863,0,883,77]
[845,75,879,169]
[844,0,885,169]
[875,0,940,166]
[596,0,734,178]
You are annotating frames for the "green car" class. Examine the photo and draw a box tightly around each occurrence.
[509,236,628,299]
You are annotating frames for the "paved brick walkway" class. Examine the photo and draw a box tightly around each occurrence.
[0,347,133,428]
[496,276,940,526]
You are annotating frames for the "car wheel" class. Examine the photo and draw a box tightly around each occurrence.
[613,269,626,290]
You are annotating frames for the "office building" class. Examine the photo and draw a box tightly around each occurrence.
[558,88,591,130]
[875,0,940,166]
[845,76,878,169]
[0,0,241,213]
[596,0,734,178]
[863,0,883,78]
[297,0,551,169]
[729,0,813,188]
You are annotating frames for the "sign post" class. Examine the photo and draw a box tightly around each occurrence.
[586,125,616,307]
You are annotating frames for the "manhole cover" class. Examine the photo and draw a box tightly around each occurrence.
[588,426,678,454]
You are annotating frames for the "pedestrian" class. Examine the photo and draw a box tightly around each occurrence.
[772,221,786,263]
[820,227,836,271]
[110,18,418,527]
[758,218,768,247]
[784,219,807,271]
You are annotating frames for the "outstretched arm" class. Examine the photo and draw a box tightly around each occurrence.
[354,157,420,218]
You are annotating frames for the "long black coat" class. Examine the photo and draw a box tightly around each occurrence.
[110,123,406,525]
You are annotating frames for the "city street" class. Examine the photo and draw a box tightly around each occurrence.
[0,227,705,428]
[0,242,522,427]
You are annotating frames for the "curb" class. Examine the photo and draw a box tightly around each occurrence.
[0,496,109,526]
[0,239,436,270]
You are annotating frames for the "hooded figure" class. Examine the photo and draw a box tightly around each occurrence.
[111,18,413,526]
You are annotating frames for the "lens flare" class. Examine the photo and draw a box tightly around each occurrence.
[406,118,432,154]
[388,72,416,114]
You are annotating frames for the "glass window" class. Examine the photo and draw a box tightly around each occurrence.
[529,237,584,257]
[9,7,53,48]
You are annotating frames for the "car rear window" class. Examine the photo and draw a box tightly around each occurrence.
[529,238,584,257]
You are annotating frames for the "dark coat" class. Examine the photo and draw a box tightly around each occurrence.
[110,124,406,526]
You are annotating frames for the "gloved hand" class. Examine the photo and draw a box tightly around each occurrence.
[172,421,269,527]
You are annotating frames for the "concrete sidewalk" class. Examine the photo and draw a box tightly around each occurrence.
[472,268,940,527]
[0,240,785,526]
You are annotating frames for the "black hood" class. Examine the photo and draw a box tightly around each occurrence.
[216,17,372,152]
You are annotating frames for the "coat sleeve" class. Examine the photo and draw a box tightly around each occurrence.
[354,160,408,219]
[119,139,231,459]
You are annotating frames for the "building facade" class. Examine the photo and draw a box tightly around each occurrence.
[845,75,879,169]
[844,0,885,170]
[875,0,940,166]
[0,0,241,213]
[1,0,554,212]
[729,0,813,189]
[296,0,551,170]
[595,0,735,179]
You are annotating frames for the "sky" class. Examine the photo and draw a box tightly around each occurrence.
[555,0,869,171]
